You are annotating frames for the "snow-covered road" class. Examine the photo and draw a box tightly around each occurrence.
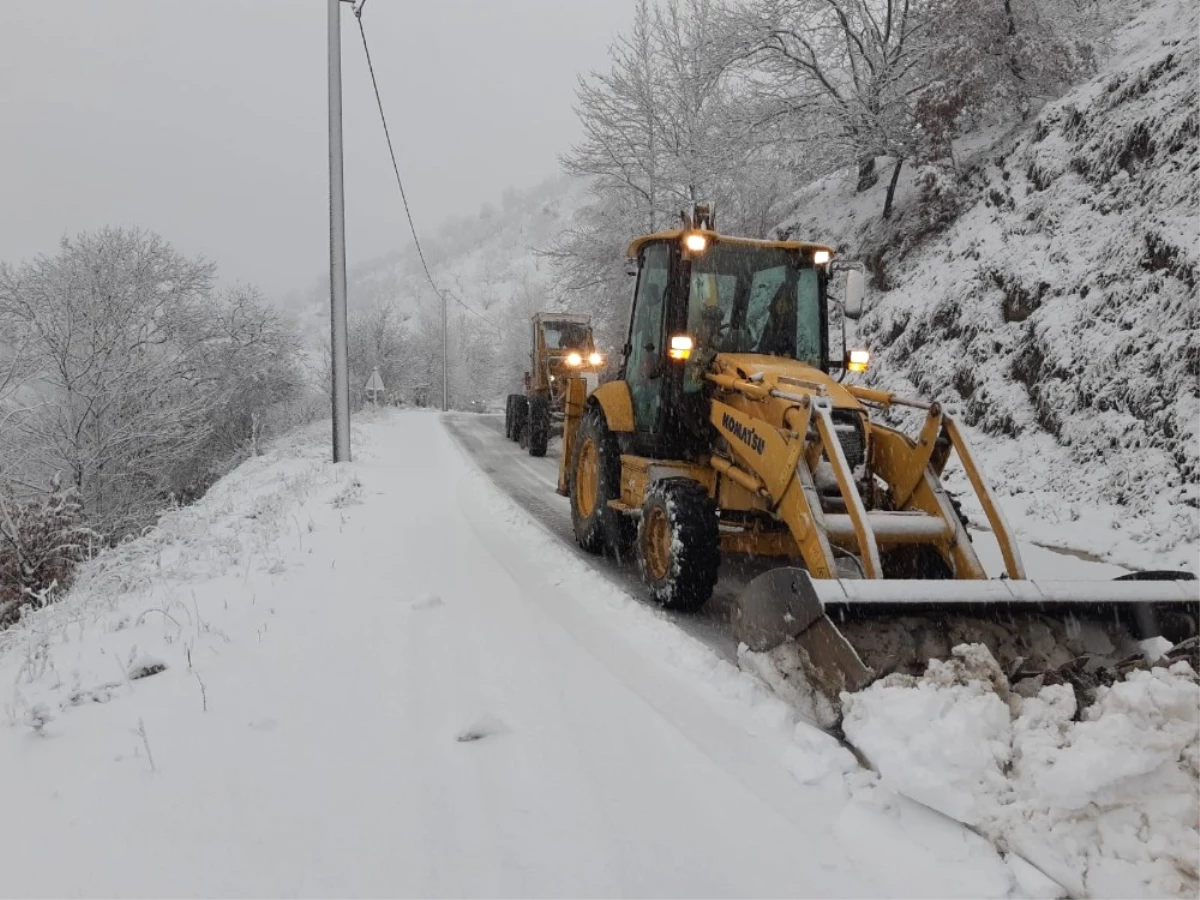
[0,410,1020,897]
[442,412,1135,610]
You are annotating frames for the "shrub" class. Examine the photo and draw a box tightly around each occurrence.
[0,477,96,628]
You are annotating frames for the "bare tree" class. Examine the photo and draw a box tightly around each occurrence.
[731,0,937,216]
[348,297,411,407]
[0,338,42,482]
[554,0,791,340]
[563,0,666,234]
[0,228,302,536]
[192,286,303,467]
[0,228,217,533]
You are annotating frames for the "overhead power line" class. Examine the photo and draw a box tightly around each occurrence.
[353,7,521,341]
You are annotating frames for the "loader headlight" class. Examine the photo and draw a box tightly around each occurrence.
[668,335,694,361]
[813,249,832,266]
[684,233,708,253]
[588,352,604,366]
[565,351,583,367]
[847,348,870,373]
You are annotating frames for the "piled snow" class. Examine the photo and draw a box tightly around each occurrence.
[844,644,1200,899]
[776,0,1199,572]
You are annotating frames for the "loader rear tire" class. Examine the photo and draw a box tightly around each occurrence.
[504,394,524,440]
[528,392,550,458]
[514,396,529,447]
[569,405,634,557]
[638,478,720,612]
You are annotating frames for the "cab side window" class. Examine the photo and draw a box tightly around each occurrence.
[795,268,822,366]
[626,243,670,431]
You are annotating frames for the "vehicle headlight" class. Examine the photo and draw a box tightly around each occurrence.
[588,352,603,366]
[566,351,583,367]
[668,335,694,360]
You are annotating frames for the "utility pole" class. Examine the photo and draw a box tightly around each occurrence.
[328,0,352,462]
[442,292,448,412]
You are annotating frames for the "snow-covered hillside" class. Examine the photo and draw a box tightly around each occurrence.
[287,175,592,403]
[292,176,588,329]
[775,0,1198,566]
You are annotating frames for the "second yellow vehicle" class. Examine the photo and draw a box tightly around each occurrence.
[506,312,606,457]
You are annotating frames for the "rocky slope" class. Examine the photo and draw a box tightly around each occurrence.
[775,0,1198,563]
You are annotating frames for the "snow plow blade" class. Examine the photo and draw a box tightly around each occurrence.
[732,567,876,697]
[733,568,1199,689]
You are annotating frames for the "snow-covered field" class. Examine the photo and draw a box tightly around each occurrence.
[2,409,1022,898]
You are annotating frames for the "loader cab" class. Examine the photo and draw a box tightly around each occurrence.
[530,313,601,393]
[620,229,835,458]
[540,318,595,354]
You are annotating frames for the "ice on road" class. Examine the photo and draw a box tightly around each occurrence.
[0,411,1014,898]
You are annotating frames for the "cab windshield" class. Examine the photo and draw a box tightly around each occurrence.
[686,243,823,367]
[542,321,591,350]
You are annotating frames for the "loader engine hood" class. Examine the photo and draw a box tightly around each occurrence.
[711,353,864,412]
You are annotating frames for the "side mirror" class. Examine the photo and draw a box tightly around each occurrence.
[844,270,866,320]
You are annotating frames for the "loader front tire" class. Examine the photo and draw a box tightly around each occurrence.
[527,392,550,458]
[638,478,720,612]
[569,405,633,557]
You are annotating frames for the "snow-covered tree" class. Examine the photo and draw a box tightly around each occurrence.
[563,0,666,234]
[193,286,303,468]
[0,228,304,536]
[348,297,412,407]
[0,228,216,533]
[920,0,1100,126]
[555,0,791,342]
[729,0,939,217]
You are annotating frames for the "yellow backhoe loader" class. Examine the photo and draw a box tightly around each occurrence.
[557,204,1198,710]
[506,313,606,457]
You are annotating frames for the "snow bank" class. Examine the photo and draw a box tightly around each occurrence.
[0,414,358,715]
[844,644,1200,899]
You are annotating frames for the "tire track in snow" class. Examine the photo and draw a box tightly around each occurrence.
[442,413,792,663]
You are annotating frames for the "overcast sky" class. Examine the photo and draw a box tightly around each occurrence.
[0,1,631,297]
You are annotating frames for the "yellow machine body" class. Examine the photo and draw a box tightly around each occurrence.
[553,210,1198,712]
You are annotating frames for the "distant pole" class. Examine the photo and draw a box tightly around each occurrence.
[442,292,448,411]
[328,0,352,462]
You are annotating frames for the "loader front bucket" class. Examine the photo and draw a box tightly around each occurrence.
[732,568,874,698]
[733,568,1199,710]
